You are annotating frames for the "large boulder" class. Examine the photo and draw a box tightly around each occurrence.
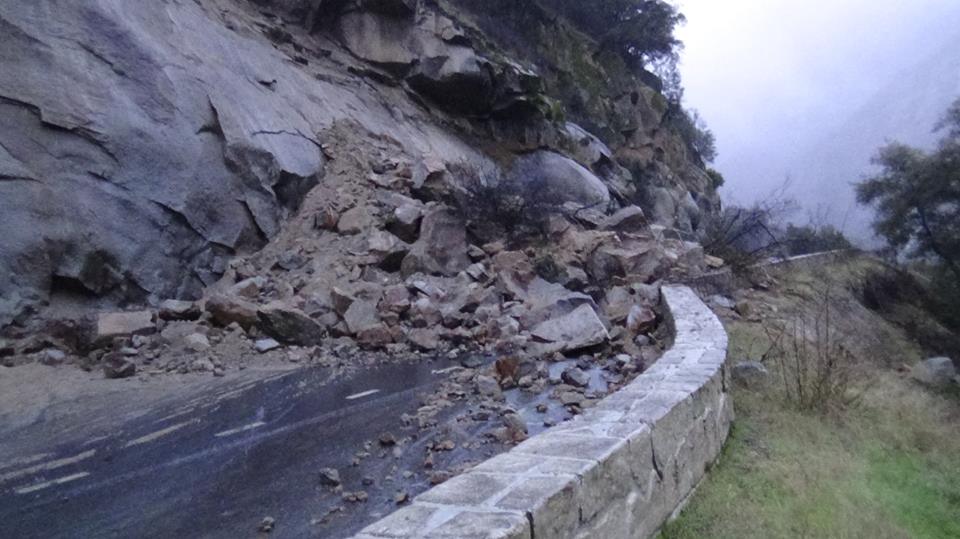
[206,294,259,330]
[407,48,494,115]
[257,303,326,345]
[587,239,665,285]
[507,151,610,209]
[335,9,420,73]
[911,357,958,389]
[530,304,609,353]
[96,311,156,343]
[401,206,470,277]
[559,122,613,169]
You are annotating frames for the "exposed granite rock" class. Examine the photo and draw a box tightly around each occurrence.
[507,151,610,209]
[257,303,326,346]
[401,206,470,277]
[531,304,609,352]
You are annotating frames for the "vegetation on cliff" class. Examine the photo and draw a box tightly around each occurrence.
[857,98,960,350]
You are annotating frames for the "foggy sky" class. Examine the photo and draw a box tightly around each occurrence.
[677,0,960,241]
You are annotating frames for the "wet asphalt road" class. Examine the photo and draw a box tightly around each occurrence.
[0,359,469,539]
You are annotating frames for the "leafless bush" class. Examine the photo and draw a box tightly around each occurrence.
[701,180,797,272]
[760,282,862,413]
[448,162,558,246]
[857,265,960,358]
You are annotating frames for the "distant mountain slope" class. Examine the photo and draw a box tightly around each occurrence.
[792,33,960,243]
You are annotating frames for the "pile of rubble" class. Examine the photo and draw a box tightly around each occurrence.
[1,118,707,379]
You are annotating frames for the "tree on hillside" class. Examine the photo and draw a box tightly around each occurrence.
[542,0,685,70]
[856,98,960,282]
[668,107,717,163]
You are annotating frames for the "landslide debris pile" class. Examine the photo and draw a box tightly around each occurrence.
[0,0,721,373]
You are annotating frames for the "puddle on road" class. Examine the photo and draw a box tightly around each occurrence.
[504,360,612,437]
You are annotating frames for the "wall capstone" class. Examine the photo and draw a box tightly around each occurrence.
[353,285,731,539]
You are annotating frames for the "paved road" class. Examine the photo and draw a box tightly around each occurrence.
[0,359,470,538]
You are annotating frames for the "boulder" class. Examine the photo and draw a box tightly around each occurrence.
[158,300,201,321]
[39,348,67,366]
[389,204,424,242]
[343,299,381,335]
[475,375,503,399]
[559,122,613,168]
[502,413,528,442]
[531,304,608,352]
[708,295,736,310]
[911,357,957,389]
[465,262,490,282]
[412,155,448,191]
[506,151,610,209]
[314,207,340,231]
[732,361,768,386]
[319,467,342,487]
[401,206,470,277]
[587,239,664,285]
[231,277,266,298]
[407,328,441,351]
[705,255,725,269]
[367,230,410,271]
[409,297,443,328]
[257,303,325,346]
[601,205,647,232]
[274,252,307,271]
[407,276,447,300]
[335,11,420,73]
[103,352,136,379]
[183,333,211,352]
[491,251,536,298]
[338,205,377,235]
[486,315,520,341]
[380,285,411,314]
[331,287,357,316]
[515,278,596,329]
[356,324,394,348]
[406,48,494,115]
[602,286,636,323]
[561,367,590,388]
[206,294,259,330]
[255,338,282,353]
[96,311,155,343]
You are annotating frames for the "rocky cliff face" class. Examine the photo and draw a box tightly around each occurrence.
[0,0,719,333]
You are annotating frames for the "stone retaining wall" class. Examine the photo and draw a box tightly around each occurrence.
[353,286,731,539]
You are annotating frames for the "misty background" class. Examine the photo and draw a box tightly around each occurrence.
[677,0,960,244]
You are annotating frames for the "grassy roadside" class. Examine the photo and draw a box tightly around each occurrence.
[661,259,960,539]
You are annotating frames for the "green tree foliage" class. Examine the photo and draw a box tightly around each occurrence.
[668,107,717,163]
[706,168,725,189]
[856,98,960,282]
[542,0,685,69]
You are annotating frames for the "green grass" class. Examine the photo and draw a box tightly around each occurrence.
[662,377,960,539]
[661,259,960,539]
[863,448,960,539]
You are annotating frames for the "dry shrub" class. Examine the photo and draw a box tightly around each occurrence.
[857,265,960,358]
[701,182,797,273]
[761,283,862,412]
